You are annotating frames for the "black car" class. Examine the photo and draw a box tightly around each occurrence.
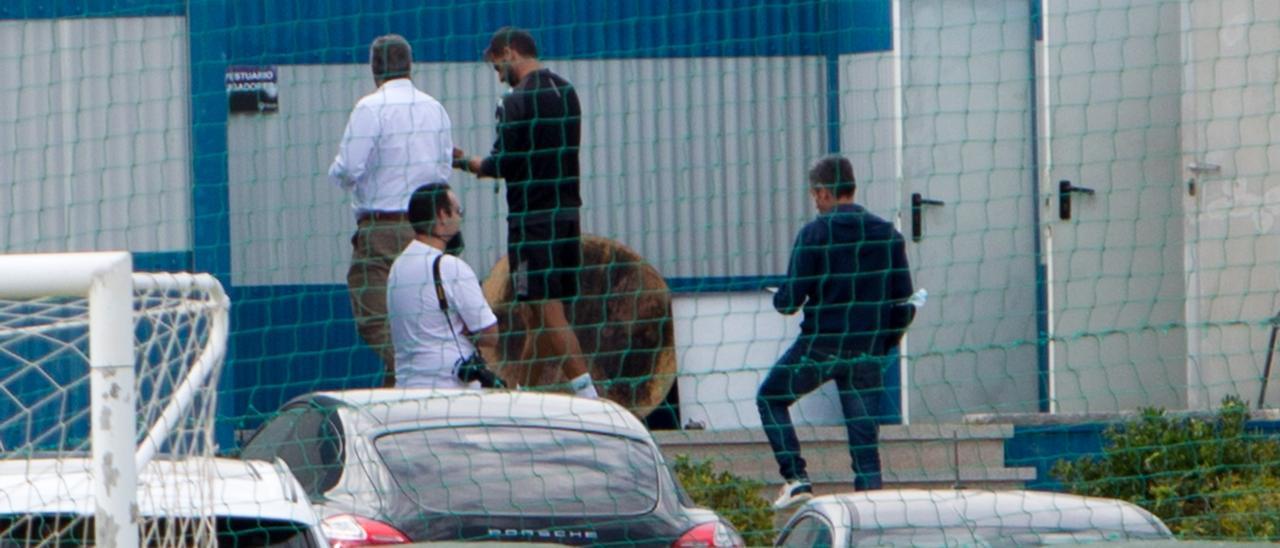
[240,389,744,547]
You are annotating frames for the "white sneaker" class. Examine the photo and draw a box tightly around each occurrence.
[772,480,813,511]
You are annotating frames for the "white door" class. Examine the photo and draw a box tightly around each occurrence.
[900,0,1041,422]
[1180,1,1280,409]
[1042,0,1186,412]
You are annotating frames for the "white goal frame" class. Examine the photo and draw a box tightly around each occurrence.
[0,251,229,547]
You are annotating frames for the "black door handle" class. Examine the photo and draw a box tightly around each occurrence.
[911,193,945,242]
[1059,180,1095,220]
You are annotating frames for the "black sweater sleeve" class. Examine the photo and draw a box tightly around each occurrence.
[478,95,531,179]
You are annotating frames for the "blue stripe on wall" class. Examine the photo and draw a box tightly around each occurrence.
[0,0,183,19]
[210,0,890,65]
[225,284,383,432]
[189,0,237,448]
[1031,0,1043,41]
[1007,420,1280,491]
[666,276,787,294]
[189,0,233,284]
[132,251,192,272]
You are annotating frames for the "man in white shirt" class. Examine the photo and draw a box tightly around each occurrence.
[388,183,499,389]
[328,34,453,386]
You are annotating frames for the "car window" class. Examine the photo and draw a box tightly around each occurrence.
[0,515,319,547]
[667,462,697,507]
[215,517,321,547]
[240,404,344,497]
[778,515,833,548]
[375,426,660,516]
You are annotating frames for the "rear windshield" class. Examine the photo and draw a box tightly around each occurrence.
[375,426,660,516]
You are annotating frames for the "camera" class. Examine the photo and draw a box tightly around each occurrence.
[455,353,506,389]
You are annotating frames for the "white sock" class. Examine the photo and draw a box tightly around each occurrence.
[570,373,598,399]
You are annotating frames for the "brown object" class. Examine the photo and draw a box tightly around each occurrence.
[481,234,676,418]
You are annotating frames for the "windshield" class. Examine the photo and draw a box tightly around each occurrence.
[375,426,660,516]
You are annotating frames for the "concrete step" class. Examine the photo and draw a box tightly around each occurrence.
[879,424,1018,476]
[654,424,1037,491]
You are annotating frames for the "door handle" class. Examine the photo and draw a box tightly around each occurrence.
[1186,162,1221,196]
[1058,180,1095,220]
[911,193,945,242]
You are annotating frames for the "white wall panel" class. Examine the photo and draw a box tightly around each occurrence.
[839,52,901,226]
[230,58,824,285]
[1,18,189,253]
[556,57,825,279]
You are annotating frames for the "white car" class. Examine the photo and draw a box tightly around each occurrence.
[0,456,326,546]
[775,489,1173,547]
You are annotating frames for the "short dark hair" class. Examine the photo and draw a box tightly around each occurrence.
[484,27,538,59]
[808,155,856,198]
[370,34,412,81]
[408,183,453,236]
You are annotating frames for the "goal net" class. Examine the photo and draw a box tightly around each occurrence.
[0,252,229,546]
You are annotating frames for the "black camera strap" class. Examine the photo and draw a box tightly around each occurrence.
[432,254,450,312]
[432,253,467,359]
[433,253,504,389]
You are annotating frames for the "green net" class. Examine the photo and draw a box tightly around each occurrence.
[4,0,1280,544]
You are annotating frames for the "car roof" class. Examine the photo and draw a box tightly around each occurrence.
[304,389,651,439]
[0,456,316,524]
[806,489,1167,534]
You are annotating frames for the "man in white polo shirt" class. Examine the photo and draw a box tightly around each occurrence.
[328,34,454,386]
[387,183,498,388]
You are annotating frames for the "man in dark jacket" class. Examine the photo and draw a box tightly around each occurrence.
[453,27,596,398]
[758,156,916,509]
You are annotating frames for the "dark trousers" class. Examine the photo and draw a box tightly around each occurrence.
[756,342,884,491]
[347,217,415,387]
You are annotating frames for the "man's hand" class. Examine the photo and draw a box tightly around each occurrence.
[451,147,485,175]
[451,147,469,171]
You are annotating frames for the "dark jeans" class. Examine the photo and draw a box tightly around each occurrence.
[756,341,884,491]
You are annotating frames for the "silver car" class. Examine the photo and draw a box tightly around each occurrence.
[775,489,1173,547]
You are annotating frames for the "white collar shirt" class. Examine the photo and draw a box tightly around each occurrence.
[328,78,453,218]
[387,240,499,389]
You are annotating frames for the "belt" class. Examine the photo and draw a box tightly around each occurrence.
[357,211,408,223]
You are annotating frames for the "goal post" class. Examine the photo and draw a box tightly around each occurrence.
[0,251,230,547]
[0,252,136,547]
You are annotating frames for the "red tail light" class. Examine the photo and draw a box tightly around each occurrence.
[321,514,411,547]
[672,521,745,548]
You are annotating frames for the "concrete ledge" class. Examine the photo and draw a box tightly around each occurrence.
[879,424,1014,441]
[653,426,848,445]
[964,409,1280,426]
[884,467,1037,483]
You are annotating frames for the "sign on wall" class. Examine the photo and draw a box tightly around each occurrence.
[226,66,278,113]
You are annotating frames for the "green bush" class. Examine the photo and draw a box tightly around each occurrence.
[1052,395,1280,540]
[671,455,774,545]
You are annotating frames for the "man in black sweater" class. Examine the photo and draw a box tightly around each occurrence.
[454,27,596,398]
[759,156,916,509]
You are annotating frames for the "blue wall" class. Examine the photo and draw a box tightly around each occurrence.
[189,0,894,440]
[6,0,894,443]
